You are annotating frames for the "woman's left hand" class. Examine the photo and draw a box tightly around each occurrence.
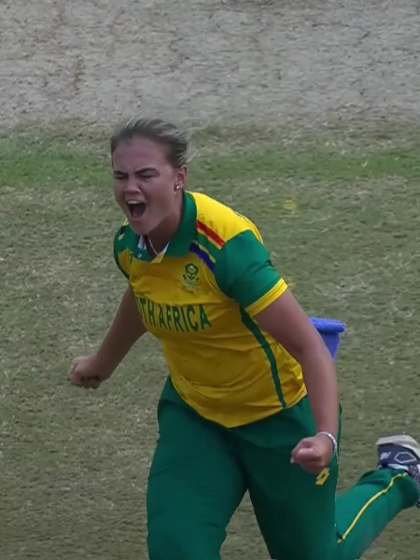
[291,434,335,474]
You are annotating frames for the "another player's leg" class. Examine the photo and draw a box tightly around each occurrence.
[147,380,246,560]
[334,434,420,560]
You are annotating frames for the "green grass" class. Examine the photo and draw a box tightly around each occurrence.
[1,123,420,560]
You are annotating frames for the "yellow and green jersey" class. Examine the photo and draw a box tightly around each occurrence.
[114,191,306,427]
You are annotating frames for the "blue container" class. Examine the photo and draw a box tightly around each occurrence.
[310,317,346,360]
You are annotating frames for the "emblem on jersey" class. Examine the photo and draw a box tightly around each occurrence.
[182,263,199,292]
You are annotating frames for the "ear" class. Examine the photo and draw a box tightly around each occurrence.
[175,166,188,189]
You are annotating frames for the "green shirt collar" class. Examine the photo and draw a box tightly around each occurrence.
[166,191,197,257]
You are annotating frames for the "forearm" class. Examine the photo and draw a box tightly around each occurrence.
[96,286,146,374]
[299,337,339,437]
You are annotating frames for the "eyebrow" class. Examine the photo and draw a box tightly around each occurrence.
[112,167,158,175]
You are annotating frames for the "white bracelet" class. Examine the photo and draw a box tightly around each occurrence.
[317,431,338,456]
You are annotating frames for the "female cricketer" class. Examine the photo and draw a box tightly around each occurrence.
[69,117,420,560]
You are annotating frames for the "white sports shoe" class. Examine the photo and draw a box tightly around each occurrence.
[376,434,420,507]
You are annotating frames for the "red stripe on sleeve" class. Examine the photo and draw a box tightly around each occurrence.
[197,221,225,248]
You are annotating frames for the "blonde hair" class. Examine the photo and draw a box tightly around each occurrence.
[110,116,192,167]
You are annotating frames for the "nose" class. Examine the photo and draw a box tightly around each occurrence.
[125,175,143,194]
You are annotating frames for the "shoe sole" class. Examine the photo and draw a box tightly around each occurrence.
[376,434,420,459]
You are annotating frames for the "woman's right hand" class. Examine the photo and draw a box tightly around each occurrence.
[68,354,113,389]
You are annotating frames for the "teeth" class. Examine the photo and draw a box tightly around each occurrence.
[126,200,144,205]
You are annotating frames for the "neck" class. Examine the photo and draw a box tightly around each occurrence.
[147,195,184,253]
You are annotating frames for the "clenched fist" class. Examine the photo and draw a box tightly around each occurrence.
[291,433,335,474]
[68,354,113,390]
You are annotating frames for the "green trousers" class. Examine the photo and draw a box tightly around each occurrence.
[147,380,418,560]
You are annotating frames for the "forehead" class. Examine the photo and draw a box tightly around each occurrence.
[112,136,171,169]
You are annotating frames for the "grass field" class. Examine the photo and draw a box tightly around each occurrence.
[1,122,420,559]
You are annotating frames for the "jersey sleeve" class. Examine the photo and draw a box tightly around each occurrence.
[113,224,134,279]
[214,229,288,316]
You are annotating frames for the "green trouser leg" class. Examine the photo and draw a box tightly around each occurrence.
[334,468,418,559]
[233,397,419,560]
[243,452,417,560]
[148,382,419,560]
[147,397,246,560]
[234,398,339,560]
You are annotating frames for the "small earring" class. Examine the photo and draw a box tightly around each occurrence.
[175,183,182,191]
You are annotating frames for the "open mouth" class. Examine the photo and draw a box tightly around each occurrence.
[126,200,147,219]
